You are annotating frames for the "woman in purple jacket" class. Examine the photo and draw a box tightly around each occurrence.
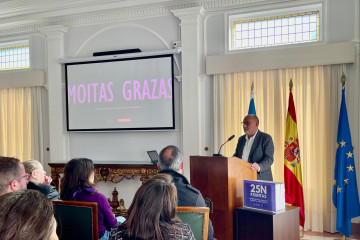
[60,158,118,239]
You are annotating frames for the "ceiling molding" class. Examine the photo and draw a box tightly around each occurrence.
[0,0,270,36]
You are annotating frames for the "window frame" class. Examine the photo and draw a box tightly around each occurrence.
[226,3,324,53]
[0,39,31,72]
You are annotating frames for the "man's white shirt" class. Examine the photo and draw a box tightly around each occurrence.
[242,129,259,162]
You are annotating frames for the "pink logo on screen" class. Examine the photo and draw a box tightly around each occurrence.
[117,118,132,123]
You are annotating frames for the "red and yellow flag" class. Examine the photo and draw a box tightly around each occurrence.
[284,82,305,227]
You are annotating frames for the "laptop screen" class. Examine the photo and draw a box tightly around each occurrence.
[147,150,159,164]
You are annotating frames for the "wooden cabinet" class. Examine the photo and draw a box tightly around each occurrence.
[234,205,300,240]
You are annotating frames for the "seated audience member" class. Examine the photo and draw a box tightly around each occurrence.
[158,145,214,240]
[109,174,195,240]
[23,159,60,200]
[0,189,59,240]
[0,156,28,196]
[60,158,122,240]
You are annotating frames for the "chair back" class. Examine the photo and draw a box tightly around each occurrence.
[177,206,209,240]
[53,200,99,240]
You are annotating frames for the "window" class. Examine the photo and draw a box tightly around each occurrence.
[0,40,30,71]
[229,5,321,50]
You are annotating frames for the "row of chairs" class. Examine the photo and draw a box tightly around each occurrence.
[53,200,209,240]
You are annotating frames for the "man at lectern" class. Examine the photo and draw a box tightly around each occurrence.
[233,114,274,181]
[158,145,214,240]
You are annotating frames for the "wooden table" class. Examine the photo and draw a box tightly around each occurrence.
[48,161,159,190]
[234,205,300,240]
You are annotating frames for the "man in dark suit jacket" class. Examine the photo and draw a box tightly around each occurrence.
[234,115,274,181]
[158,145,214,240]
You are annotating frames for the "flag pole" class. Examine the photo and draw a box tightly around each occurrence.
[248,81,256,115]
[290,78,304,238]
[334,71,357,240]
[285,78,305,238]
[340,71,346,85]
[333,72,347,240]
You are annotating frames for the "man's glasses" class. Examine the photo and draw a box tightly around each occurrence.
[20,173,30,180]
[9,173,30,185]
[9,173,30,184]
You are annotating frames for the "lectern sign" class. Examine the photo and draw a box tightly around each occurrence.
[243,180,285,212]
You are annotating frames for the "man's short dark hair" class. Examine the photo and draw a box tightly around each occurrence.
[0,156,22,195]
[158,145,182,171]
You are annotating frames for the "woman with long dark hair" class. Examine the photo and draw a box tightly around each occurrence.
[60,158,122,240]
[109,174,194,240]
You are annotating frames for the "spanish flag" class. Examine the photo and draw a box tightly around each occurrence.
[284,80,305,227]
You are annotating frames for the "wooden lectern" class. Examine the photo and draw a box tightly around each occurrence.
[190,156,257,240]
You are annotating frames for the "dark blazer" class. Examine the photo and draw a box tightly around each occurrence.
[233,130,274,181]
[27,181,60,200]
[159,169,214,240]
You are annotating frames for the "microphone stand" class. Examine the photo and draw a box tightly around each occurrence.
[213,135,235,157]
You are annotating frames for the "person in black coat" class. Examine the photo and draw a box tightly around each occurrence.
[23,160,60,200]
[158,145,214,240]
[233,114,274,181]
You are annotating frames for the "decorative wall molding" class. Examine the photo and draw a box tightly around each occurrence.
[206,42,356,74]
[0,70,45,89]
[0,0,271,36]
[38,25,68,40]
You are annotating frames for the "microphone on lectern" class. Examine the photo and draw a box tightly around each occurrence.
[213,135,235,157]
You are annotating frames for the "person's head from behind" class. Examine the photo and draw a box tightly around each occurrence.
[125,174,178,240]
[158,145,183,173]
[23,159,47,184]
[0,156,28,196]
[242,114,259,138]
[60,158,95,200]
[0,189,58,240]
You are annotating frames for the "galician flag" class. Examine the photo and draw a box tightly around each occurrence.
[248,81,256,115]
[284,79,305,227]
[332,74,360,237]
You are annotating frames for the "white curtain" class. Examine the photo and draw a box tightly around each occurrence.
[0,87,44,164]
[214,65,346,232]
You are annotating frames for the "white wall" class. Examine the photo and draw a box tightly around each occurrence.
[63,16,181,162]
[59,16,181,203]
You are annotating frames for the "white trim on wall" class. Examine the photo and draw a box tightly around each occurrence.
[206,42,356,75]
[0,70,45,89]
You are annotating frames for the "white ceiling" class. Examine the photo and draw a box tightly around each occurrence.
[0,0,270,34]
[0,0,198,31]
[0,0,189,19]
